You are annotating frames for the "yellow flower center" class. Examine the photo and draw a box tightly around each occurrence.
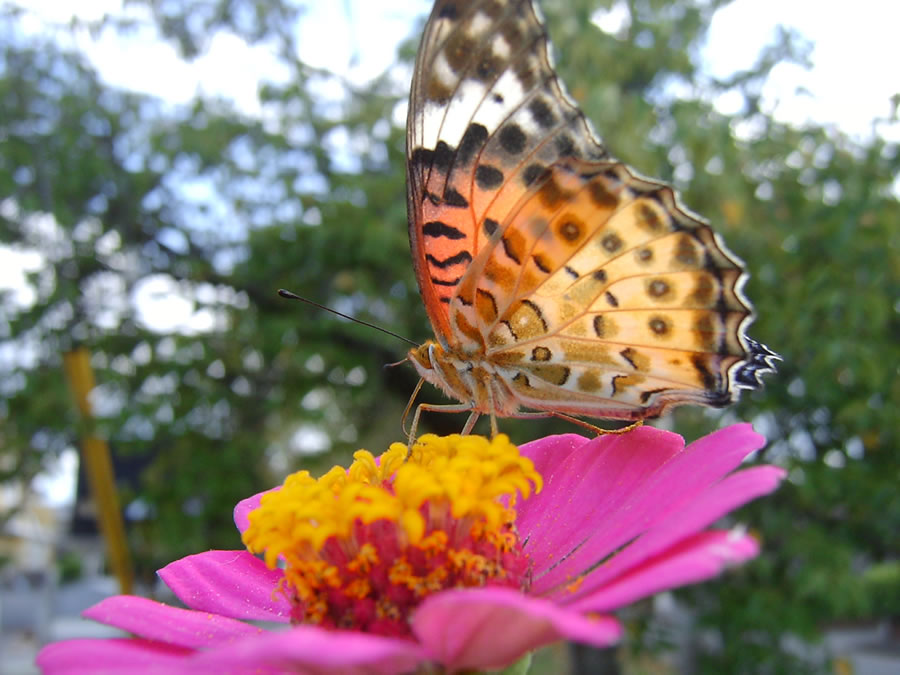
[242,434,542,636]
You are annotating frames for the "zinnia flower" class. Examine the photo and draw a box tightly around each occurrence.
[38,424,784,674]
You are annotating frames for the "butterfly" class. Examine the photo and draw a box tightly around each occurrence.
[403,0,777,438]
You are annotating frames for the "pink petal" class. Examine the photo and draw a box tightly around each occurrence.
[158,550,290,622]
[517,433,594,484]
[568,530,760,612]
[517,427,683,576]
[412,587,621,671]
[557,465,785,601]
[37,638,192,674]
[82,596,264,648]
[233,487,279,533]
[187,624,426,675]
[529,424,767,593]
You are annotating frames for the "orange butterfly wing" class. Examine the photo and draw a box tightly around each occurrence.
[406,0,776,420]
[407,0,607,346]
[452,159,760,418]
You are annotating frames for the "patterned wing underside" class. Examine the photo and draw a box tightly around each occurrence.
[407,0,776,419]
[454,160,767,417]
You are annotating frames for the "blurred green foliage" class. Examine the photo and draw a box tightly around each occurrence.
[1,0,897,672]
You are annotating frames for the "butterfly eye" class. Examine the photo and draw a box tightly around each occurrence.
[408,343,434,371]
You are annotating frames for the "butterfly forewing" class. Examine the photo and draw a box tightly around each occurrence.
[407,0,608,344]
[406,0,777,422]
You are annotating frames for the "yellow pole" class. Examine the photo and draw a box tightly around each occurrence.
[62,348,134,595]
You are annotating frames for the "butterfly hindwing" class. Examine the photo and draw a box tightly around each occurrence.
[449,158,757,417]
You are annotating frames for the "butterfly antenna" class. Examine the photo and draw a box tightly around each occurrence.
[277,289,419,347]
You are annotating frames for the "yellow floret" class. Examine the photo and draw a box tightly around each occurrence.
[242,434,541,567]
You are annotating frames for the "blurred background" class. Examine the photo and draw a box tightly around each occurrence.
[1,0,897,673]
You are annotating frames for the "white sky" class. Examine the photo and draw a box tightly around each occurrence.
[706,0,899,140]
[10,0,900,139]
[4,0,899,506]
[5,0,897,320]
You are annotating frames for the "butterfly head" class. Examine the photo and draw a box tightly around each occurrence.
[408,340,486,410]
[408,342,437,375]
[409,341,460,386]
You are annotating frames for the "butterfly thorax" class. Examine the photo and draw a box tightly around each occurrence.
[408,341,520,416]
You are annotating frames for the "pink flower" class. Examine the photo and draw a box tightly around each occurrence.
[38,424,784,674]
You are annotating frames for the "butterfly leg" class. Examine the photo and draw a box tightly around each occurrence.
[550,413,643,436]
[461,409,481,435]
[484,383,500,438]
[406,401,478,452]
[509,411,644,436]
[400,378,426,439]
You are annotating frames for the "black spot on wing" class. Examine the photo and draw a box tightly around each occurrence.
[637,201,665,233]
[431,141,454,173]
[443,188,469,208]
[499,124,527,155]
[532,255,551,273]
[457,123,489,166]
[422,221,466,240]
[691,354,718,391]
[475,165,504,190]
[601,233,623,253]
[555,133,577,158]
[437,3,458,19]
[427,250,473,269]
[501,236,522,264]
[430,275,462,286]
[410,143,454,175]
[649,316,670,336]
[538,176,567,208]
[409,141,453,174]
[648,279,670,298]
[558,216,584,242]
[639,387,669,404]
[512,372,530,387]
[588,179,618,208]
[529,97,556,129]
[523,163,547,186]
[473,50,501,81]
